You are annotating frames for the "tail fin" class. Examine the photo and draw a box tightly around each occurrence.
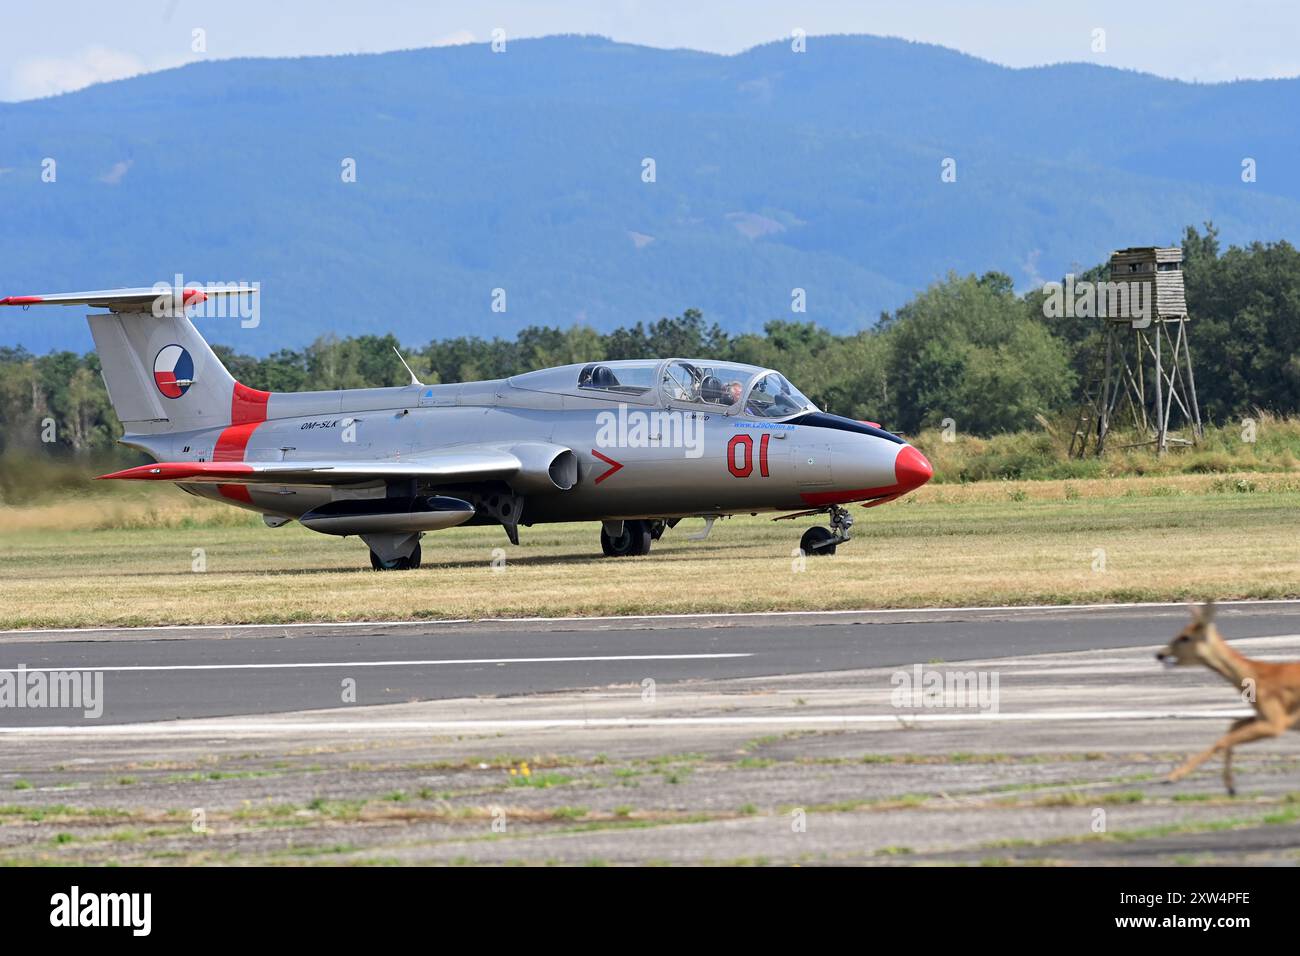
[89,308,239,433]
[1,287,257,435]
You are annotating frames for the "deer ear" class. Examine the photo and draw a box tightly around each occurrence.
[1201,600,1216,625]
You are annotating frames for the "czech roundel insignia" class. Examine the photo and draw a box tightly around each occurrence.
[153,345,194,399]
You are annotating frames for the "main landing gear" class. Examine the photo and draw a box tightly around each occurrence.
[363,532,425,571]
[370,542,422,571]
[599,519,667,557]
[799,505,853,557]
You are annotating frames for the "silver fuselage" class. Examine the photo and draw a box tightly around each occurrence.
[125,369,915,525]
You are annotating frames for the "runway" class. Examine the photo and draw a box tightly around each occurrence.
[2,600,1298,726]
[5,601,1300,865]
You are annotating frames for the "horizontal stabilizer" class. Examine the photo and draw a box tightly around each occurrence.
[0,286,257,312]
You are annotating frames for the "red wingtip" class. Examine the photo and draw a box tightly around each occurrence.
[97,465,169,481]
[0,296,44,306]
[97,462,255,481]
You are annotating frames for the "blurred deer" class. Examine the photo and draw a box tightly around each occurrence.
[1156,601,1300,794]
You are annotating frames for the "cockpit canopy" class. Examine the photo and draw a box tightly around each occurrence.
[510,358,818,420]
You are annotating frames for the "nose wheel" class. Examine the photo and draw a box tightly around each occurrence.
[800,505,853,557]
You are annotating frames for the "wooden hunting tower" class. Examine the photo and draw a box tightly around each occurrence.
[1070,246,1203,457]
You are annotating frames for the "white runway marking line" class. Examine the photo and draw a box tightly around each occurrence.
[5,598,1299,636]
[0,709,1256,736]
[7,634,1298,675]
[0,652,752,674]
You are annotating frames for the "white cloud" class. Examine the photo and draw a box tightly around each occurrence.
[11,46,151,100]
[430,30,476,47]
[98,160,133,185]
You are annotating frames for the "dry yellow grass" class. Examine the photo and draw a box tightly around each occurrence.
[0,473,1297,628]
[0,493,256,532]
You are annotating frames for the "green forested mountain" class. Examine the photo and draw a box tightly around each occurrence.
[1,35,1299,355]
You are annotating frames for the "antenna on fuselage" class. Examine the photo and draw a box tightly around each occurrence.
[392,346,425,386]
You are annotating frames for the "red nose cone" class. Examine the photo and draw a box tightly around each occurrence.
[894,445,933,492]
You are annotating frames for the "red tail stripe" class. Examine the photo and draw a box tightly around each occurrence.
[210,381,272,463]
[231,382,271,425]
[213,422,260,462]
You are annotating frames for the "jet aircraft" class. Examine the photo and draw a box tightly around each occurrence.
[1,287,932,569]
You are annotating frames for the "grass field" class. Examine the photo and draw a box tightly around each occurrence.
[1,472,1298,628]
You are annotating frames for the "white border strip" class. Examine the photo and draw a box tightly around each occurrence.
[5,599,1299,637]
[0,709,1256,736]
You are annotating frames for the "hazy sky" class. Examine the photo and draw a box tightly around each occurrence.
[3,0,1298,101]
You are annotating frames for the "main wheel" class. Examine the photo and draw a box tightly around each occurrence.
[800,526,837,557]
[370,542,422,571]
[601,520,653,557]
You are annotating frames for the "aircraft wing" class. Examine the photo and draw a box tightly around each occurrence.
[98,449,522,486]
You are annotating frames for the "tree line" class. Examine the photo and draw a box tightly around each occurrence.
[2,224,1296,461]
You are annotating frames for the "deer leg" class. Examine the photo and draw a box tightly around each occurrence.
[1167,717,1283,787]
[1220,717,1254,796]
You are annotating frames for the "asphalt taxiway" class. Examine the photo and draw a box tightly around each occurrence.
[1,601,1298,726]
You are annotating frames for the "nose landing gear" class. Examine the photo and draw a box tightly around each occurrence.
[798,505,853,557]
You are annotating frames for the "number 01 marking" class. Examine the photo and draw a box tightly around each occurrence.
[728,433,770,478]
